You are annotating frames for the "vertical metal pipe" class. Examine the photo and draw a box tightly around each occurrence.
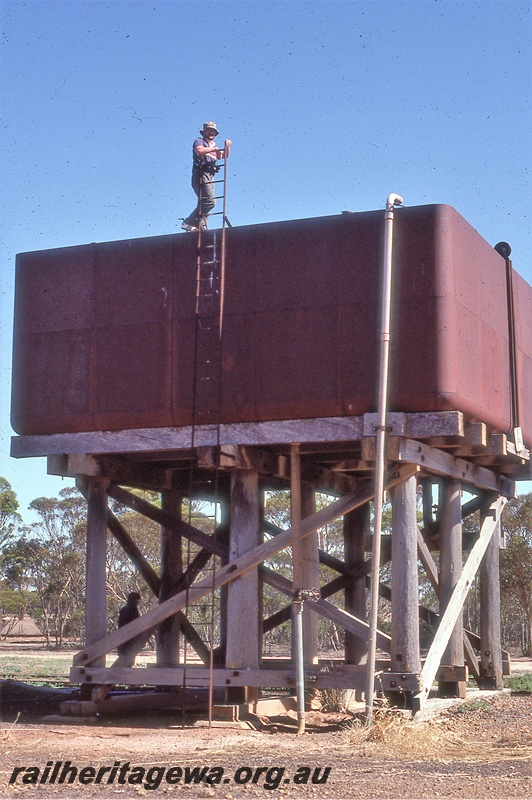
[365,193,403,724]
[291,444,306,734]
[219,155,228,337]
[293,597,306,734]
[495,242,523,452]
[208,624,214,727]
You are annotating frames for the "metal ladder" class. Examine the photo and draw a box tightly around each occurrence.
[181,156,230,724]
[191,157,230,429]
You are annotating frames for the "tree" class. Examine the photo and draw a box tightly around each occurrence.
[0,537,39,638]
[0,478,26,636]
[500,494,532,655]
[21,488,87,646]
[0,477,22,549]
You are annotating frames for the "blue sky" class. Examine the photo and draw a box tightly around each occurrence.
[1,0,531,517]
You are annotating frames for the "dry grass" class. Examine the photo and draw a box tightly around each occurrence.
[344,706,532,763]
[0,712,20,744]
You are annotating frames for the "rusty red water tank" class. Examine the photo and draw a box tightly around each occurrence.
[10,204,532,445]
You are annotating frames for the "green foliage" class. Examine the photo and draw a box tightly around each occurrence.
[0,654,72,683]
[453,698,492,714]
[500,495,532,655]
[504,672,532,692]
[0,487,87,646]
[0,476,22,549]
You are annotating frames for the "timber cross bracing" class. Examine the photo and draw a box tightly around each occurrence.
[11,410,528,712]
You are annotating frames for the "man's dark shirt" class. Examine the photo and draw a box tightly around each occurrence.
[118,600,140,628]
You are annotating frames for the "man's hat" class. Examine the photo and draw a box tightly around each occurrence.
[200,121,219,135]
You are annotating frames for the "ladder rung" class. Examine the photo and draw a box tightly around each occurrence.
[197,313,219,323]
[197,308,219,317]
[197,325,220,334]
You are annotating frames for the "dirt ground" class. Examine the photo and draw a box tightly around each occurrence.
[1,648,531,799]
[1,692,531,800]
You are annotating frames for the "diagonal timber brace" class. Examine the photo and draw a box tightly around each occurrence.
[74,464,418,666]
[107,484,227,557]
[416,496,507,708]
[112,534,230,667]
[261,566,391,650]
[78,478,213,665]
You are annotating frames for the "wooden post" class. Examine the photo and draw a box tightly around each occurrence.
[85,478,109,669]
[226,464,261,702]
[156,490,182,667]
[344,504,369,666]
[391,476,421,677]
[300,482,319,665]
[218,497,230,665]
[438,479,466,698]
[479,505,503,689]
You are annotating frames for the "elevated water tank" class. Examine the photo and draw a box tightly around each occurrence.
[11,204,531,445]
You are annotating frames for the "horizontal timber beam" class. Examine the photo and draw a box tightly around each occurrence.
[390,439,515,497]
[70,666,420,692]
[13,417,365,457]
[49,453,173,490]
[11,412,467,458]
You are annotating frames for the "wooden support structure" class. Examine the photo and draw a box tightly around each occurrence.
[12,411,526,717]
[438,479,466,698]
[344,504,368,667]
[157,490,182,667]
[479,506,504,689]
[390,476,421,680]
[84,478,109,670]
[226,462,261,702]
[417,497,506,707]
[300,481,319,666]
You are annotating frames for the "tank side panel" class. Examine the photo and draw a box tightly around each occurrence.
[10,209,532,444]
[90,237,176,429]
[430,206,514,435]
[389,206,441,413]
[222,213,383,422]
[513,272,532,446]
[11,246,95,434]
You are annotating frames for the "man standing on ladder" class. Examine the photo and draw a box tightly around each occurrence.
[181,121,231,232]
